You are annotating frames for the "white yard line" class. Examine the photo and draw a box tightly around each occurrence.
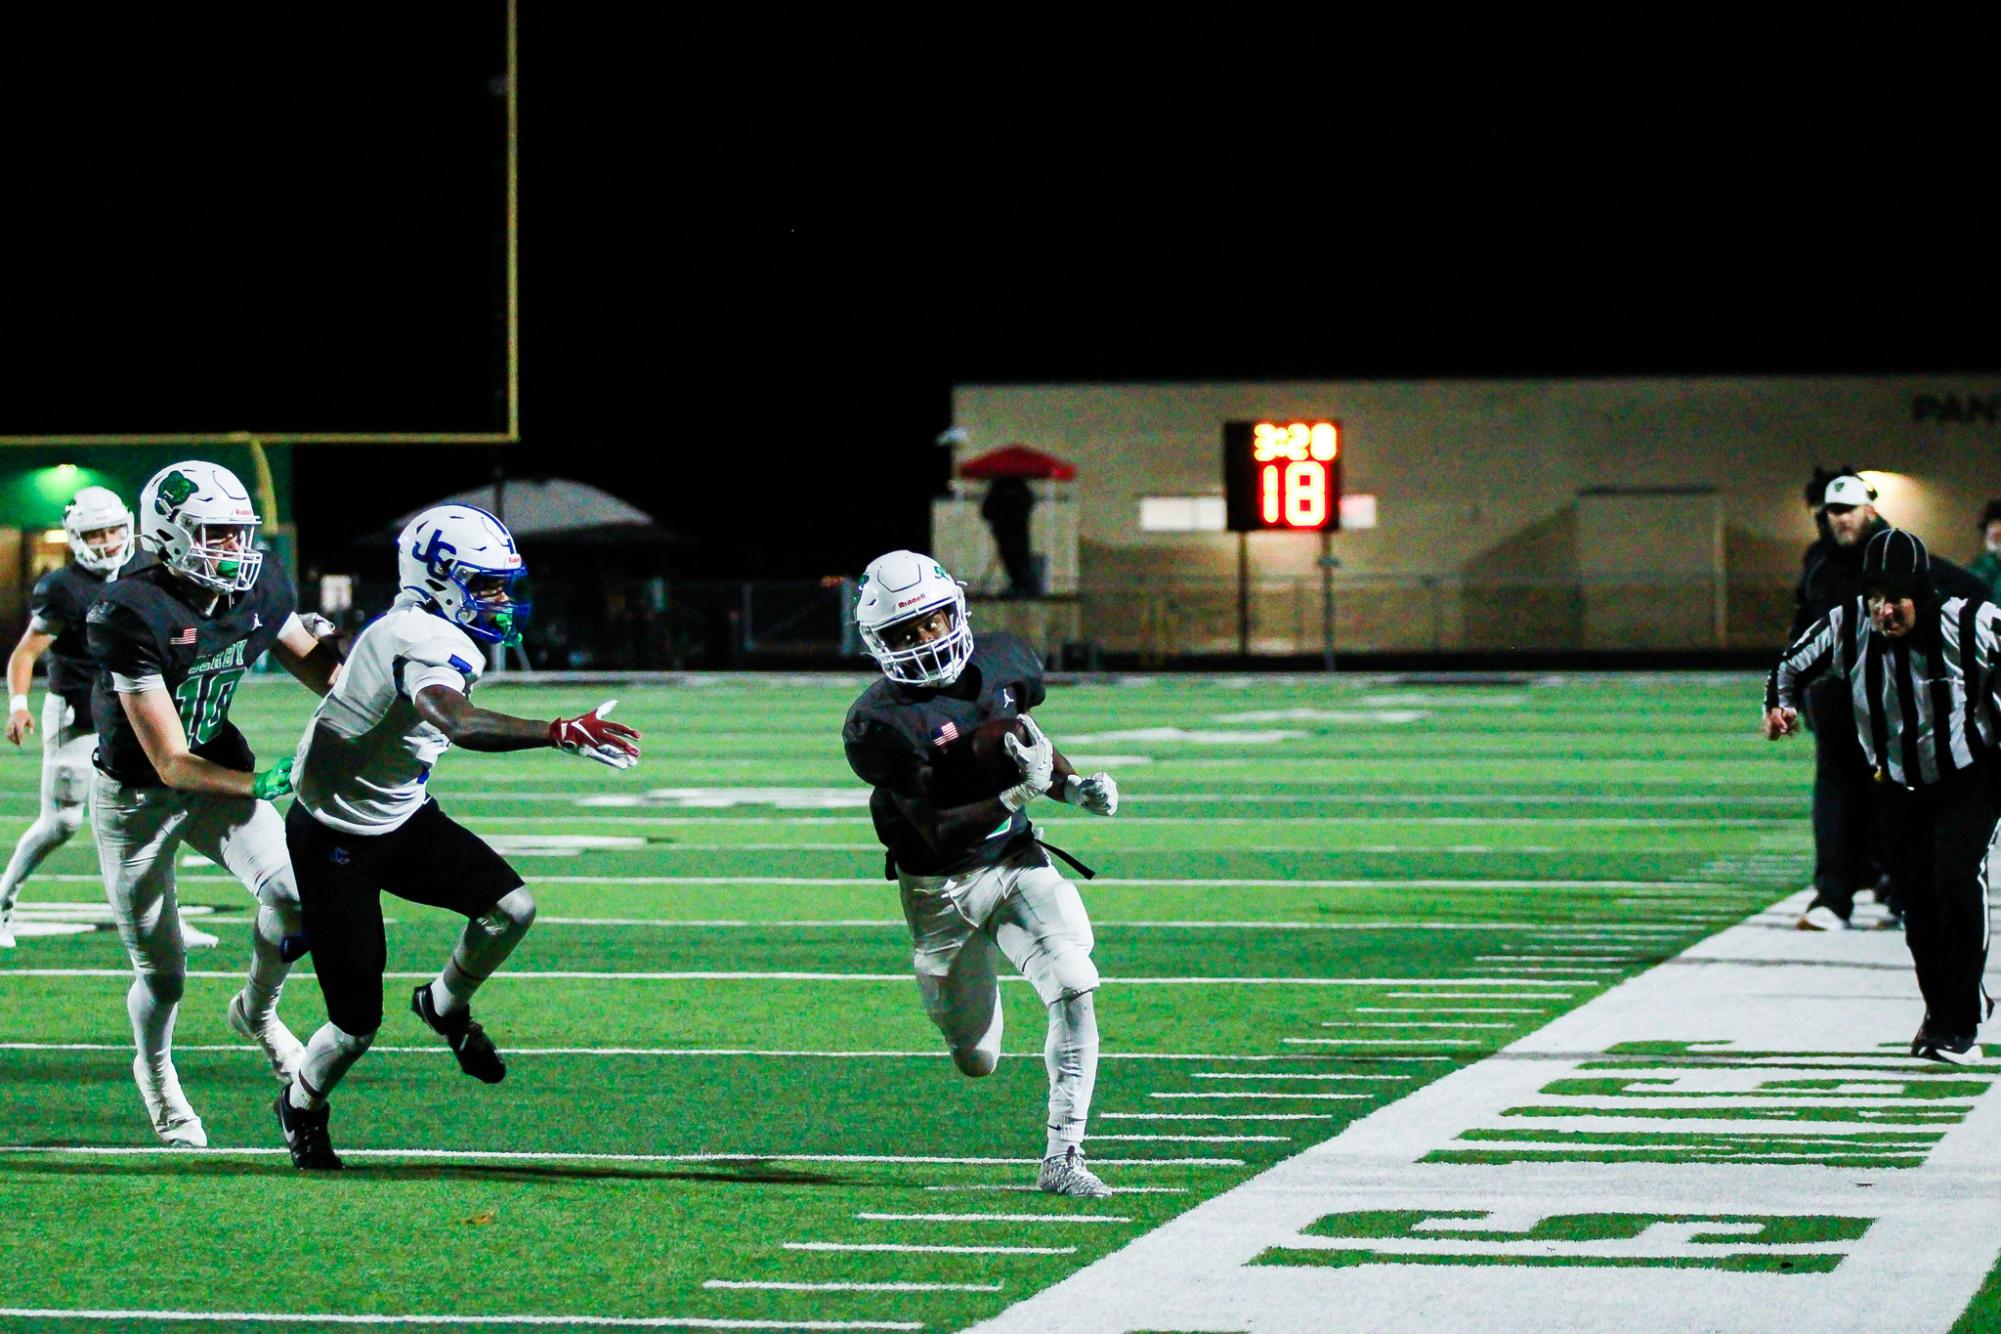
[1091,1134,1292,1143]
[856,1213,1132,1225]
[782,1242,1076,1256]
[0,1311,919,1331]
[703,1281,1001,1293]
[1321,1022,1515,1030]
[1281,1038,1486,1047]
[1189,1073,1413,1082]
[0,1146,1243,1168]
[1100,1114,1337,1122]
[970,888,2001,1334]
[1150,1092,1373,1102]
[0,1042,1446,1062]
[928,1192,1192,1200]
[0,970,1618,987]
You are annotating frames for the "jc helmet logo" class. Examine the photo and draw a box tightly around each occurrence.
[413,529,458,580]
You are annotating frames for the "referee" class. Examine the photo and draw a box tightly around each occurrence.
[1765,527,1999,1064]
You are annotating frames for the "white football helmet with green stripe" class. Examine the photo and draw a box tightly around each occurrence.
[856,550,973,687]
[139,461,263,594]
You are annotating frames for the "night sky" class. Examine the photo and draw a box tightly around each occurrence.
[4,7,1996,580]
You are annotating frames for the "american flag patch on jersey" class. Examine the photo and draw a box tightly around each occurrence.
[932,721,959,747]
[172,627,197,645]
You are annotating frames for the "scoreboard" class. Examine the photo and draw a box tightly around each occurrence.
[1222,420,1342,532]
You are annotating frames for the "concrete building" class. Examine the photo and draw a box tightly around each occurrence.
[935,375,2001,660]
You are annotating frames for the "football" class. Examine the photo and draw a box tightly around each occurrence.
[928,715,1033,805]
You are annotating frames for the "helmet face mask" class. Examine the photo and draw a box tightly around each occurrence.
[855,550,974,686]
[397,505,530,645]
[139,463,263,594]
[62,486,135,574]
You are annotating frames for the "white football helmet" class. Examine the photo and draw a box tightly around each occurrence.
[139,461,263,594]
[62,485,134,574]
[856,550,974,686]
[397,504,529,645]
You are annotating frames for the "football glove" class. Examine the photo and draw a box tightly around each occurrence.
[550,699,642,769]
[1065,771,1119,817]
[298,612,338,640]
[252,757,295,801]
[998,715,1054,811]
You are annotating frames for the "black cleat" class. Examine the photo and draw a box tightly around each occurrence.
[411,985,506,1083]
[1915,1031,1984,1066]
[274,1091,343,1171]
[1911,1013,1935,1058]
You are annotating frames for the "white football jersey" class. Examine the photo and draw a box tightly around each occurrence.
[293,596,483,835]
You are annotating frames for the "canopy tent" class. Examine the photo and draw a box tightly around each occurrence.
[388,478,688,545]
[957,444,1077,481]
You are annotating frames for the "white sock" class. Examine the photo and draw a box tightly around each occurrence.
[127,974,181,1083]
[241,903,298,1028]
[291,1022,374,1109]
[431,889,536,1019]
[1043,991,1100,1159]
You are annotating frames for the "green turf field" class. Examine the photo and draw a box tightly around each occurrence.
[0,672,1992,1331]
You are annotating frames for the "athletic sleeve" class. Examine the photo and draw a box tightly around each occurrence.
[85,596,167,693]
[1021,637,1047,709]
[1768,603,1844,711]
[27,569,72,635]
[843,711,924,798]
[399,622,483,700]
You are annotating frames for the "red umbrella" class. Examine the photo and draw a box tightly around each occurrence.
[957,444,1078,481]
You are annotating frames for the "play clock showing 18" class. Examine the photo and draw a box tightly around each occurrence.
[1222,420,1343,532]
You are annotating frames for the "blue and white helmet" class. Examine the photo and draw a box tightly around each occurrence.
[397,505,528,645]
[855,550,973,686]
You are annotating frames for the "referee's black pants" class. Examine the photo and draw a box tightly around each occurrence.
[1807,677,1884,913]
[1877,764,1999,1039]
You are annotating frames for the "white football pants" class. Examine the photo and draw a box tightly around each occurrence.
[91,772,302,1078]
[0,695,94,917]
[898,844,1101,1151]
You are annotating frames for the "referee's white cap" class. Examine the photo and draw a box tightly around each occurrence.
[1823,475,1877,508]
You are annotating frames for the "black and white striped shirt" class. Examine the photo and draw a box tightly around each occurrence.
[1768,595,2001,787]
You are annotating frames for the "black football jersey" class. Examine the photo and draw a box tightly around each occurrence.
[842,629,1049,876]
[28,550,156,725]
[86,560,296,786]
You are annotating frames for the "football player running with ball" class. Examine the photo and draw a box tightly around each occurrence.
[3,487,220,950]
[272,505,641,1170]
[86,462,344,1146]
[842,551,1120,1197]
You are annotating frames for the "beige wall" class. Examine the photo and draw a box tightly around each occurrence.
[949,375,2001,654]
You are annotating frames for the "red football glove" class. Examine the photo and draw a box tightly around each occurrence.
[549,699,642,769]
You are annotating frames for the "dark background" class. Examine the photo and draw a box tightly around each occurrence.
[4,7,1998,581]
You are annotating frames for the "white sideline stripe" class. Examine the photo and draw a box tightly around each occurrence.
[1321,1022,1514,1029]
[705,1281,1002,1293]
[0,969,1606,987]
[1100,1113,1337,1122]
[784,1242,1077,1256]
[439,814,1795,828]
[1151,1092,1372,1102]
[0,1311,917,1331]
[0,1146,1243,1168]
[858,1212,1133,1224]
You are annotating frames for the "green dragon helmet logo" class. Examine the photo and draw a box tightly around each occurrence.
[154,471,197,515]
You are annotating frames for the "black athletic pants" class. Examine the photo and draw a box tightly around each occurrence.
[1876,765,1999,1038]
[1807,677,1886,914]
[288,799,524,1036]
